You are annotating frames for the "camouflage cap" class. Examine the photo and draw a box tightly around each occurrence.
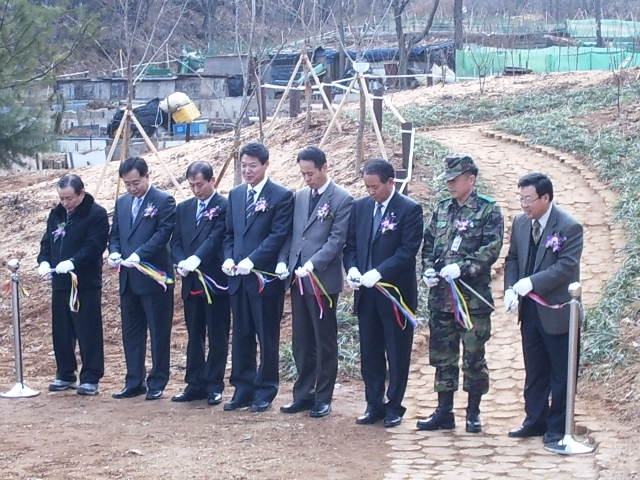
[438,154,478,181]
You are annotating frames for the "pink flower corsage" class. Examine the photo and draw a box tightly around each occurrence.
[143,203,158,217]
[316,203,332,222]
[454,218,474,233]
[254,198,269,213]
[52,222,66,241]
[203,206,221,221]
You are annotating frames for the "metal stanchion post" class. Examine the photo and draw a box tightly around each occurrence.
[545,282,595,455]
[1,259,39,398]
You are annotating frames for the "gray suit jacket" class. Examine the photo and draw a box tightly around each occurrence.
[504,204,583,335]
[279,181,353,294]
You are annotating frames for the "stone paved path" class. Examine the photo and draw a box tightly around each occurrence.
[384,126,635,480]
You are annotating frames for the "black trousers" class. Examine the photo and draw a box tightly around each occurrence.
[229,288,283,403]
[183,293,230,394]
[520,298,570,434]
[357,288,414,418]
[51,288,104,384]
[290,288,338,404]
[120,288,173,391]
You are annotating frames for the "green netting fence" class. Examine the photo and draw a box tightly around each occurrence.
[455,46,640,78]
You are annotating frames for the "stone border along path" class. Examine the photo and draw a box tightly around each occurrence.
[384,126,634,480]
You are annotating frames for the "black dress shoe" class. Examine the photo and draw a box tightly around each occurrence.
[171,390,207,402]
[356,409,384,425]
[309,402,331,418]
[543,431,564,444]
[250,400,272,412]
[508,424,546,438]
[384,414,402,428]
[280,399,314,414]
[207,392,223,405]
[112,385,146,399]
[145,389,163,400]
[223,398,251,411]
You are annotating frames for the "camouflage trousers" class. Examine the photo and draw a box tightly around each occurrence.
[428,311,492,394]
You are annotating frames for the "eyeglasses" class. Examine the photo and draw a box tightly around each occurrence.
[518,195,540,206]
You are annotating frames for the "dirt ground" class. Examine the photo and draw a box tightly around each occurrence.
[1,71,639,479]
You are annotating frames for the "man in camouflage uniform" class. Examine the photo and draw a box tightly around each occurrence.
[416,154,503,433]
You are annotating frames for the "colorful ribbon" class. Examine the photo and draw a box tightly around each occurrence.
[3,279,30,298]
[526,292,569,310]
[68,272,80,313]
[375,281,419,330]
[128,261,174,291]
[195,268,229,304]
[445,277,473,330]
[296,272,333,319]
[251,268,279,293]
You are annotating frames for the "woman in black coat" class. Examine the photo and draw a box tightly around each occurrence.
[37,174,109,395]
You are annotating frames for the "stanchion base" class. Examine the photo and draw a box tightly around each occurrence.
[0,382,40,398]
[544,434,597,455]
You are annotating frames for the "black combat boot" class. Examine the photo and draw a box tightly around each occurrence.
[416,391,455,431]
[465,393,482,433]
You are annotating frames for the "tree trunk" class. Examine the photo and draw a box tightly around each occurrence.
[453,0,464,50]
[595,0,604,48]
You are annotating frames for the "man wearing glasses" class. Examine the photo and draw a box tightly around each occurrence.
[504,172,583,445]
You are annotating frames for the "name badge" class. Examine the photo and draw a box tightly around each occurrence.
[451,235,462,252]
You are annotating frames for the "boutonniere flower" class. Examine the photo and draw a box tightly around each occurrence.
[143,203,158,218]
[380,212,397,234]
[545,233,567,252]
[52,222,66,241]
[254,198,269,213]
[316,203,332,222]
[454,218,474,233]
[203,206,221,221]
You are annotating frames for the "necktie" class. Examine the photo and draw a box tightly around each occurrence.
[532,219,542,244]
[196,200,207,225]
[371,202,383,238]
[245,188,255,219]
[308,189,320,217]
[131,197,142,224]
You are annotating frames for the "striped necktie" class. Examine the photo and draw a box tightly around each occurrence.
[196,200,207,225]
[245,188,255,219]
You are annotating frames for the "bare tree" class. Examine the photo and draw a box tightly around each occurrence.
[392,0,441,88]
[453,0,464,50]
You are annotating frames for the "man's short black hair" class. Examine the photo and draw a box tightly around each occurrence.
[119,156,149,178]
[363,158,395,183]
[239,142,269,164]
[518,172,554,202]
[57,173,85,194]
[297,146,327,169]
[186,161,214,181]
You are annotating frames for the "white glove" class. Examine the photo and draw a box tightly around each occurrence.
[513,277,533,297]
[37,261,52,278]
[108,252,122,268]
[222,258,236,276]
[236,257,254,276]
[182,255,201,272]
[504,288,519,312]
[360,269,382,288]
[422,268,439,288]
[295,260,314,278]
[121,252,140,268]
[176,261,189,278]
[347,267,361,289]
[55,260,75,274]
[275,262,290,280]
[439,263,461,280]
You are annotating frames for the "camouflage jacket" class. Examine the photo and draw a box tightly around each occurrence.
[422,191,504,314]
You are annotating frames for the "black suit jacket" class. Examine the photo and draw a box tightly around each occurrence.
[343,191,423,311]
[109,185,176,296]
[38,193,109,291]
[171,193,228,300]
[223,179,293,296]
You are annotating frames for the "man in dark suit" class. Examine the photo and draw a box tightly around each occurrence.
[343,158,423,428]
[37,173,109,396]
[108,156,176,401]
[171,161,230,406]
[504,172,583,445]
[222,141,293,413]
[277,146,353,418]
